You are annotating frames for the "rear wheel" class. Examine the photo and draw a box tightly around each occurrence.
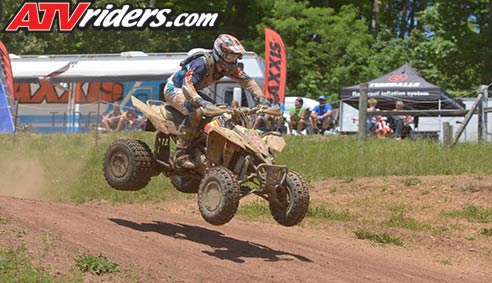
[103,139,154,191]
[269,171,310,226]
[171,176,200,194]
[198,167,240,225]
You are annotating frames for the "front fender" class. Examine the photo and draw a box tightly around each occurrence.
[262,133,286,153]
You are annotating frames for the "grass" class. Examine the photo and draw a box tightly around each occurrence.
[0,216,8,224]
[403,177,421,186]
[306,206,356,221]
[441,204,492,223]
[0,245,82,283]
[238,201,356,222]
[481,228,492,236]
[237,201,270,217]
[383,206,431,231]
[2,134,492,204]
[74,254,119,275]
[354,228,404,246]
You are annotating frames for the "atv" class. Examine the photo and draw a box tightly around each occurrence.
[103,94,310,226]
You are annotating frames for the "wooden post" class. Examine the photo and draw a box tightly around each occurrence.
[478,88,484,142]
[95,91,101,145]
[442,122,453,148]
[480,85,488,142]
[452,91,483,147]
[358,83,368,142]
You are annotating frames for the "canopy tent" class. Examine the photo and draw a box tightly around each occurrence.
[340,64,464,110]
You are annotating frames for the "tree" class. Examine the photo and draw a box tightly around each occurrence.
[255,1,374,101]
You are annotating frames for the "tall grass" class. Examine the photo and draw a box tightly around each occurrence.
[279,135,492,181]
[1,133,492,202]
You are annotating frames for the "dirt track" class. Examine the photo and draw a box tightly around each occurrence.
[0,190,490,283]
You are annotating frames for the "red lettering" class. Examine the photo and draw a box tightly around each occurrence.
[5,3,42,31]
[39,2,91,32]
[15,82,68,103]
[77,82,124,103]
[15,82,124,103]
[5,2,91,32]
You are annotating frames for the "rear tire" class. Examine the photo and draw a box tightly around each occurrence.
[103,139,154,191]
[171,176,200,194]
[269,171,310,226]
[198,167,240,225]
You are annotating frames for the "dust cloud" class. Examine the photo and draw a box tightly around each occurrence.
[0,157,48,199]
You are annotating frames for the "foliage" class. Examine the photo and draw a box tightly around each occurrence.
[74,254,119,275]
[255,1,374,100]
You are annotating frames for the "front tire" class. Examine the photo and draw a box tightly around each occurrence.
[198,167,240,225]
[269,171,310,226]
[103,139,154,191]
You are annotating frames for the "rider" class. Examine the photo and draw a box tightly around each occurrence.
[164,34,268,169]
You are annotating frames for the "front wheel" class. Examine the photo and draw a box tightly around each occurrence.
[269,171,310,226]
[103,139,154,191]
[198,167,240,225]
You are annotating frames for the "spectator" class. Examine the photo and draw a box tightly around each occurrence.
[252,98,284,132]
[288,97,307,135]
[310,95,334,134]
[367,98,391,138]
[122,108,145,131]
[366,98,378,133]
[231,100,239,109]
[253,112,281,132]
[391,100,413,140]
[101,103,124,132]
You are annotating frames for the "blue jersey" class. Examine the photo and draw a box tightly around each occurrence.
[172,57,211,88]
[313,103,332,116]
[168,53,264,100]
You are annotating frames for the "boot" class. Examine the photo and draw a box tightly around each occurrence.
[174,148,196,169]
[173,126,196,169]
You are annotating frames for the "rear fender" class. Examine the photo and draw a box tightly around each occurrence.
[131,96,178,135]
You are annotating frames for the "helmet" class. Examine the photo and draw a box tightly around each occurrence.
[213,34,245,64]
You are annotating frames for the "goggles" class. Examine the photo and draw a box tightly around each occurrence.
[223,53,241,63]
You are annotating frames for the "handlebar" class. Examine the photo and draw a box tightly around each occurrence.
[235,105,282,117]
